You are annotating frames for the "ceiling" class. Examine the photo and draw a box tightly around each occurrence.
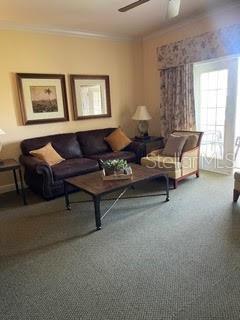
[0,0,237,38]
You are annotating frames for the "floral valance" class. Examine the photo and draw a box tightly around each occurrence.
[157,24,240,70]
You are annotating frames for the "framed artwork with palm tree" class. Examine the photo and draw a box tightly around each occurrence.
[16,73,69,125]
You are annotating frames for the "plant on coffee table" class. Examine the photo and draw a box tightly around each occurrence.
[100,159,128,175]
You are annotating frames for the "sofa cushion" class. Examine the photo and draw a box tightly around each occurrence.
[104,128,131,151]
[30,142,65,166]
[88,151,137,163]
[76,128,115,156]
[52,158,99,181]
[21,133,83,159]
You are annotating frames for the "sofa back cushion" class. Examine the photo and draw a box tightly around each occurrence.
[21,133,83,159]
[76,128,115,156]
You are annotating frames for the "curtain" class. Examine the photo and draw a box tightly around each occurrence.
[159,64,196,137]
[157,24,240,137]
[157,24,240,70]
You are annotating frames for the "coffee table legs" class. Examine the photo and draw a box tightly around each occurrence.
[93,196,102,231]
[64,181,101,230]
[64,177,169,231]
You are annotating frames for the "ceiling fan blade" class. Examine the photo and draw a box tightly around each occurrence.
[167,0,181,18]
[118,0,151,13]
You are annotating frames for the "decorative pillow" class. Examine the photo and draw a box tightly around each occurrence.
[30,143,65,166]
[104,128,131,151]
[162,134,188,157]
[182,135,198,153]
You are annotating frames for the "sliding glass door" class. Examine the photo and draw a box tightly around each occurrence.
[194,57,239,174]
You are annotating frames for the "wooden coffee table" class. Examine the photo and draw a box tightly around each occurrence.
[64,163,169,230]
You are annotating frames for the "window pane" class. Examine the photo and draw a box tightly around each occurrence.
[208,71,218,89]
[216,108,225,125]
[201,109,208,125]
[201,73,209,90]
[217,90,227,108]
[208,91,217,108]
[218,70,228,89]
[207,109,216,125]
[201,91,208,108]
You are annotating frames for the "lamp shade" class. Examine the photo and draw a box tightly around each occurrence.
[132,106,152,121]
[0,129,5,135]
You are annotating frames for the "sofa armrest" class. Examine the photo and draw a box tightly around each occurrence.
[19,155,54,184]
[124,141,145,163]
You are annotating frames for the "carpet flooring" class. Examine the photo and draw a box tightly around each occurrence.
[0,171,239,320]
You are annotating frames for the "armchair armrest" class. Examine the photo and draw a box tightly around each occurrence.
[147,148,164,157]
[181,147,200,174]
[124,141,145,163]
[19,155,54,184]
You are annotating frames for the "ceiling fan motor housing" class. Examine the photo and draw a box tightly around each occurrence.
[168,0,181,18]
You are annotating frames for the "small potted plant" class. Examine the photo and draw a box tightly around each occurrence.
[100,159,129,176]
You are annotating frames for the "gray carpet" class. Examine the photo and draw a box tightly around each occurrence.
[0,171,239,320]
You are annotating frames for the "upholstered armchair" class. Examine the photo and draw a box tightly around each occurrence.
[141,130,204,188]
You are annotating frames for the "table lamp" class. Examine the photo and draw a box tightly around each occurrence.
[132,106,152,140]
[0,129,6,165]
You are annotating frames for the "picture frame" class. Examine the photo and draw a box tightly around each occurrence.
[16,73,69,125]
[70,75,111,120]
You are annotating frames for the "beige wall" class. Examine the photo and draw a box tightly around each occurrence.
[0,30,143,189]
[142,6,240,136]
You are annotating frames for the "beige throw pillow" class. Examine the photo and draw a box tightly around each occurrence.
[162,134,188,157]
[182,134,199,153]
[30,143,65,166]
[104,128,131,151]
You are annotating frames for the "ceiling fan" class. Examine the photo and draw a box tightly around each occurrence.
[118,0,181,19]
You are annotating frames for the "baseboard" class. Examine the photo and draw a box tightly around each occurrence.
[0,183,16,194]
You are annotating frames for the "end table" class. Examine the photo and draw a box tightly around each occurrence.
[133,136,164,156]
[0,159,27,205]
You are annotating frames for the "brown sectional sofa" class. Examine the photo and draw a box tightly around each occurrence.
[20,128,145,200]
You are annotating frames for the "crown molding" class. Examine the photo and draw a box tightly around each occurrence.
[143,1,240,41]
[0,21,135,42]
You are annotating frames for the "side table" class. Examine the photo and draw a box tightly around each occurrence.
[0,159,27,205]
[133,136,164,156]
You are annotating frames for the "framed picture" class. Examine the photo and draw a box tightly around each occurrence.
[70,75,111,120]
[16,73,69,125]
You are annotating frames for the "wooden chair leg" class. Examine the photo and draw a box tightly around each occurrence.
[173,180,178,189]
[233,189,240,202]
